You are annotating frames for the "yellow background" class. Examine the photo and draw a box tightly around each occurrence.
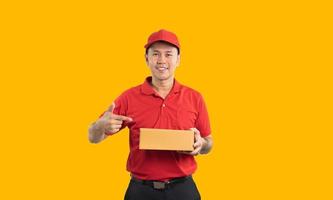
[1,0,332,199]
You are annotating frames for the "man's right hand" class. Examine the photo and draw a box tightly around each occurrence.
[97,103,133,134]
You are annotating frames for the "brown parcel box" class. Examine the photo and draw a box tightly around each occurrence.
[139,128,194,151]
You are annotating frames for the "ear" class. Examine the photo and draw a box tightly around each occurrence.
[176,54,181,66]
[145,54,148,64]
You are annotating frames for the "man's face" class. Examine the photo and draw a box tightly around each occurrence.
[145,42,180,81]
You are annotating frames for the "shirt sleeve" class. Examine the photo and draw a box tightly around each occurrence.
[195,94,211,137]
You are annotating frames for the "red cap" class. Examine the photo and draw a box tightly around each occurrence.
[144,29,180,50]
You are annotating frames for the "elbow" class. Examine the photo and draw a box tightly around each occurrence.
[200,137,213,154]
[88,136,100,144]
[88,126,103,144]
[88,133,103,144]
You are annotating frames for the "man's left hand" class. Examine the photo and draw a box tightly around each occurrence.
[179,128,204,156]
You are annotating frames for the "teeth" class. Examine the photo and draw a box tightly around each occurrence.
[157,67,167,70]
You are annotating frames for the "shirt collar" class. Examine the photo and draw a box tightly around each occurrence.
[141,76,181,95]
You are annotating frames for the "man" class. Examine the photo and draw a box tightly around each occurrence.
[88,29,213,200]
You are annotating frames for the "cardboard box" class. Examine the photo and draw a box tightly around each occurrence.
[139,128,194,151]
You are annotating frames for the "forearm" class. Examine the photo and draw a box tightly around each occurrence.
[88,122,107,144]
[200,136,213,154]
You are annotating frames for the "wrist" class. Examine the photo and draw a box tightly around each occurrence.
[199,138,208,154]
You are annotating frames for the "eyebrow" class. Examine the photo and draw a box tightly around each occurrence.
[152,50,174,53]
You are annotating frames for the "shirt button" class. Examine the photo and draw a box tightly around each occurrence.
[162,104,166,107]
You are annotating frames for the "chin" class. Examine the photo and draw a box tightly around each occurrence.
[154,75,170,81]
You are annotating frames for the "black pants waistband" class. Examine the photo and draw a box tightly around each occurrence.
[131,175,192,190]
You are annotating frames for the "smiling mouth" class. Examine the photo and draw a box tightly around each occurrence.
[156,66,168,71]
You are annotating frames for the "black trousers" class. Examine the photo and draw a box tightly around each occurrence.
[124,176,201,200]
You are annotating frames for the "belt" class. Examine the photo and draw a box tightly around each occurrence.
[131,175,192,190]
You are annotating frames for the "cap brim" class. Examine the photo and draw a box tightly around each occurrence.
[144,40,179,49]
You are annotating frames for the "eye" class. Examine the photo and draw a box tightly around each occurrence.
[166,54,173,57]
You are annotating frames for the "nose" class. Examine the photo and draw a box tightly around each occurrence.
[157,54,166,64]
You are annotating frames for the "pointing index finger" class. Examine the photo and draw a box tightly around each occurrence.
[112,114,133,122]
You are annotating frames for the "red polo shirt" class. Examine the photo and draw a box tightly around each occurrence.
[103,77,211,181]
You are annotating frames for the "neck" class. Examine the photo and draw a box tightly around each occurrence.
[151,76,174,93]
